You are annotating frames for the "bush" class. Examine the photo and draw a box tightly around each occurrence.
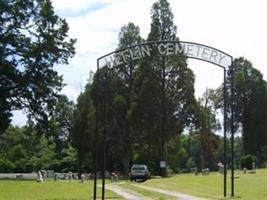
[240,155,257,170]
[186,157,196,170]
[259,162,267,168]
[0,158,15,172]
[166,166,175,175]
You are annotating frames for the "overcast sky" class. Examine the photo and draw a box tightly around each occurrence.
[12,0,267,126]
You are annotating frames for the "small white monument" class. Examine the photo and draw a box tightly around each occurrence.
[37,171,44,183]
[80,174,85,183]
[251,162,256,173]
[218,162,226,174]
[68,171,72,181]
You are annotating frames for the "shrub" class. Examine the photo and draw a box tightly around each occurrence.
[259,162,267,168]
[186,157,196,170]
[0,158,15,173]
[240,155,257,170]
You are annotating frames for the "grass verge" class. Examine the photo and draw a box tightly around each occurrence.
[133,168,267,199]
[0,179,123,200]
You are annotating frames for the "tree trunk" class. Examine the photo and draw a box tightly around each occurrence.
[160,58,167,177]
[77,151,83,179]
[160,139,168,177]
[200,146,204,170]
[123,154,130,177]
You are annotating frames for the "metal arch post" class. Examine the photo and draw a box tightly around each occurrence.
[223,67,227,197]
[230,60,235,197]
[95,40,234,199]
[93,59,100,200]
[102,73,107,200]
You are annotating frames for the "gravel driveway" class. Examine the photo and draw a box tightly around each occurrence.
[105,184,152,200]
[105,182,207,200]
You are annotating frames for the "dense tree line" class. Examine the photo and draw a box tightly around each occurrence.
[70,0,267,175]
[0,95,77,172]
[0,122,246,173]
[1,0,267,175]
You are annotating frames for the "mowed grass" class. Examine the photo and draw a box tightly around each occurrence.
[0,179,122,200]
[1,169,267,200]
[125,168,267,199]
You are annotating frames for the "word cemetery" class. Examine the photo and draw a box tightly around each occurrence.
[101,41,232,68]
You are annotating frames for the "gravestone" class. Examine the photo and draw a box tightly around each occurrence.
[250,162,256,173]
[110,171,119,182]
[80,174,85,183]
[37,171,44,183]
[64,173,67,180]
[68,171,72,181]
[218,162,226,174]
[41,170,46,181]
[46,170,54,178]
[191,167,198,175]
[16,174,23,179]
[202,168,210,175]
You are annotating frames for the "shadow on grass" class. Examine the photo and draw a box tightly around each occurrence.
[219,195,242,199]
[134,179,147,183]
[46,198,121,200]
[0,178,36,181]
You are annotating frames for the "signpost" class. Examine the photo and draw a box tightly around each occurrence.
[94,40,234,199]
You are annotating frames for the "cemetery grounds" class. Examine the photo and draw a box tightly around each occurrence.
[0,168,267,199]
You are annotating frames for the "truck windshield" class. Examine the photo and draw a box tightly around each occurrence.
[132,166,145,170]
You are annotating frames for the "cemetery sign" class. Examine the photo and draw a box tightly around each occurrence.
[95,40,234,199]
[100,41,232,69]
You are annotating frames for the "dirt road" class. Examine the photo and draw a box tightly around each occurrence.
[105,184,152,200]
[105,182,207,200]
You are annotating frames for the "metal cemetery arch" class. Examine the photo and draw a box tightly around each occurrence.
[93,41,234,199]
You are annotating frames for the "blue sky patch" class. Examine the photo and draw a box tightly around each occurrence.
[55,2,111,18]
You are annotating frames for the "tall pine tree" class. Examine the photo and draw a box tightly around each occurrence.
[144,0,196,176]
[115,23,143,175]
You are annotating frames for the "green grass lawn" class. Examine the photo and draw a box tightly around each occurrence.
[122,168,267,200]
[0,179,122,200]
[1,169,267,200]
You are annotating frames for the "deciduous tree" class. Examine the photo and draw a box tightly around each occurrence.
[227,57,267,164]
[0,0,76,131]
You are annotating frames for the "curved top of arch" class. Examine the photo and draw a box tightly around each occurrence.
[98,41,233,69]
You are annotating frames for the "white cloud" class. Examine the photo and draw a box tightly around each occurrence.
[52,0,113,12]
[12,0,267,125]
[61,0,266,95]
[52,0,155,101]
[61,85,81,102]
[11,110,28,127]
[170,0,267,79]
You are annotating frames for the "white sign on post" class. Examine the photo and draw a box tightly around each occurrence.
[160,161,166,168]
